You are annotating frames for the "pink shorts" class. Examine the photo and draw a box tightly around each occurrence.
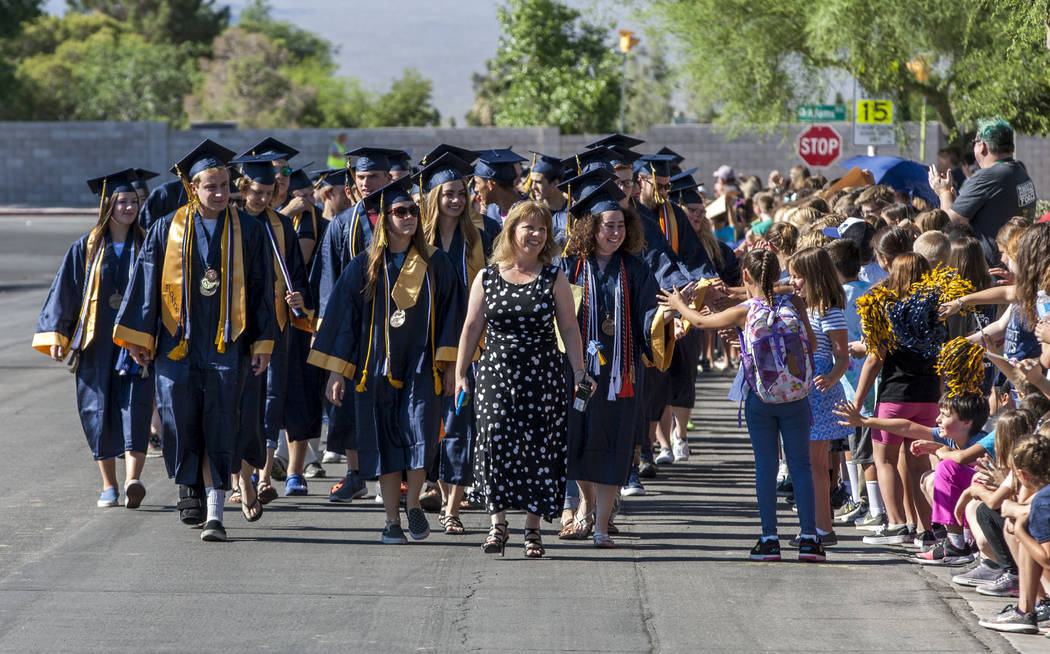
[872,401,939,446]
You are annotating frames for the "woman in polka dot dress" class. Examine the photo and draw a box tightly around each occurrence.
[455,201,591,558]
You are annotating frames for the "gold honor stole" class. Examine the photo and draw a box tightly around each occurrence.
[119,205,246,359]
[32,224,107,356]
[658,201,679,254]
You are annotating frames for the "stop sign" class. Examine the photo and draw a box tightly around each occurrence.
[797,124,842,167]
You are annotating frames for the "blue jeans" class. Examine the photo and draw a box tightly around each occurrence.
[744,393,816,538]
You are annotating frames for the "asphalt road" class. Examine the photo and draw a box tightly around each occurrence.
[0,214,1041,653]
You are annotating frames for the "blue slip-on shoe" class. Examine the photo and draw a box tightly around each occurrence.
[97,486,119,508]
[284,474,308,496]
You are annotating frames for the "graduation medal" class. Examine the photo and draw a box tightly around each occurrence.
[602,314,615,336]
[108,292,123,310]
[390,308,406,328]
[200,268,219,297]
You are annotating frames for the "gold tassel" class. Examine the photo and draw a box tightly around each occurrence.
[168,339,188,360]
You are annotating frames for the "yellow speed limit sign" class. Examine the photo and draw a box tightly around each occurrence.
[856,99,893,124]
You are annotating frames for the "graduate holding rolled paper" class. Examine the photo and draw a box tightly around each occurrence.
[309,177,463,545]
[415,152,493,535]
[560,179,672,548]
[231,145,314,501]
[112,139,276,543]
[34,169,153,510]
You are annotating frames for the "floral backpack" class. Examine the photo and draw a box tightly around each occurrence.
[737,295,814,404]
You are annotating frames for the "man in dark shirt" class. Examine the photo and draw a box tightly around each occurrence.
[930,117,1037,264]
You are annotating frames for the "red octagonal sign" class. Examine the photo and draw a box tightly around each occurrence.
[798,124,842,168]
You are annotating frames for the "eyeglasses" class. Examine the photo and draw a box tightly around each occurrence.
[278,166,292,176]
[390,205,420,218]
[614,179,635,189]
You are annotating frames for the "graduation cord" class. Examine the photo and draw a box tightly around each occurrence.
[380,253,403,389]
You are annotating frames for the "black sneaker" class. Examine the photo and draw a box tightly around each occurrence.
[862,524,910,545]
[911,529,937,550]
[978,605,1038,634]
[406,507,431,540]
[830,482,849,510]
[200,520,227,542]
[381,523,408,544]
[913,540,975,566]
[790,532,838,547]
[749,538,781,562]
[797,536,826,562]
[638,461,657,479]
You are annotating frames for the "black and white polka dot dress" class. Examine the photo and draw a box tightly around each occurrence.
[473,264,569,521]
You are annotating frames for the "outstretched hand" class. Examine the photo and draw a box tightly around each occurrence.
[657,286,689,314]
[832,399,863,427]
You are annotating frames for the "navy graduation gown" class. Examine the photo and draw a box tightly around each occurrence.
[35,232,153,459]
[286,208,330,442]
[138,180,186,233]
[563,252,661,485]
[239,209,314,451]
[308,201,374,454]
[434,226,492,486]
[310,248,462,479]
[114,208,275,490]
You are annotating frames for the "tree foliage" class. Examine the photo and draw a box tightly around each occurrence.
[645,0,1050,140]
[364,68,440,128]
[624,40,674,133]
[468,0,621,133]
[237,0,334,67]
[65,0,229,51]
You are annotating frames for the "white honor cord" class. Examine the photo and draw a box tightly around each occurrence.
[608,266,623,401]
[382,255,391,376]
[585,262,600,376]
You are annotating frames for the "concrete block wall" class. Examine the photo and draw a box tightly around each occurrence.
[2,121,1048,207]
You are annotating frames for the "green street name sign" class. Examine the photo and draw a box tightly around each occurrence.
[796,104,847,122]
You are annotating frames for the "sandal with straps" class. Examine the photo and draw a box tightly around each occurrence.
[440,514,466,535]
[482,522,509,556]
[572,512,595,540]
[524,527,545,558]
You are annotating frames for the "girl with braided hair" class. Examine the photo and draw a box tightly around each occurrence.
[660,248,823,562]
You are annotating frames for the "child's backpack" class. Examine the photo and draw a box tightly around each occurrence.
[737,295,814,404]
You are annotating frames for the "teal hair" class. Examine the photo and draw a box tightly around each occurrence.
[976,117,1014,154]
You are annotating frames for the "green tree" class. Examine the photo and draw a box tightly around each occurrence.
[645,0,1050,141]
[468,0,621,133]
[237,0,335,67]
[364,68,440,127]
[184,27,313,128]
[624,40,673,134]
[65,0,229,51]
[0,0,42,38]
[12,12,196,122]
[0,0,43,119]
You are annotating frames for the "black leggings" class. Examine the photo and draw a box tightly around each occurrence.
[975,502,1017,574]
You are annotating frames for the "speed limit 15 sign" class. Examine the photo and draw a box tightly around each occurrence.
[856,100,893,124]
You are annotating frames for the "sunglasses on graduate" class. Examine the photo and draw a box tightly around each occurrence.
[389,205,420,218]
[278,166,292,176]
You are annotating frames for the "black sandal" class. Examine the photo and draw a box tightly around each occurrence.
[482,522,509,556]
[524,527,545,558]
[440,514,466,535]
[241,485,263,522]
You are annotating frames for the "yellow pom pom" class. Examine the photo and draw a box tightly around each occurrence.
[936,337,985,397]
[857,286,897,356]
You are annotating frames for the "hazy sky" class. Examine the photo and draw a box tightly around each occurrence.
[45,0,637,123]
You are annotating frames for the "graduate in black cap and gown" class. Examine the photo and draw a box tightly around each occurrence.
[309,177,462,544]
[231,148,313,501]
[310,147,402,502]
[34,169,153,509]
[559,180,674,547]
[527,152,568,235]
[131,168,158,209]
[415,152,493,534]
[419,144,502,242]
[113,139,276,542]
[472,148,527,237]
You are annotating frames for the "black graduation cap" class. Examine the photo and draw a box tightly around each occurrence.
[247,137,299,161]
[170,139,236,179]
[86,169,139,196]
[561,148,616,177]
[556,167,618,203]
[528,151,565,181]
[388,149,413,172]
[657,147,686,176]
[131,168,158,191]
[586,134,645,150]
[230,151,288,185]
[415,152,474,194]
[419,144,478,167]
[286,163,315,194]
[344,147,405,172]
[568,179,627,219]
[310,167,349,187]
[473,148,526,182]
[361,176,416,214]
[669,169,703,205]
[637,153,676,178]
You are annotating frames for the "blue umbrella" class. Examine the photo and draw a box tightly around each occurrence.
[838,155,937,206]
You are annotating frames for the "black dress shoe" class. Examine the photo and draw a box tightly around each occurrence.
[200,520,227,542]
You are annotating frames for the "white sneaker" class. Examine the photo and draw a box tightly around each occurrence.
[672,437,690,462]
[322,451,345,464]
[655,449,674,465]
